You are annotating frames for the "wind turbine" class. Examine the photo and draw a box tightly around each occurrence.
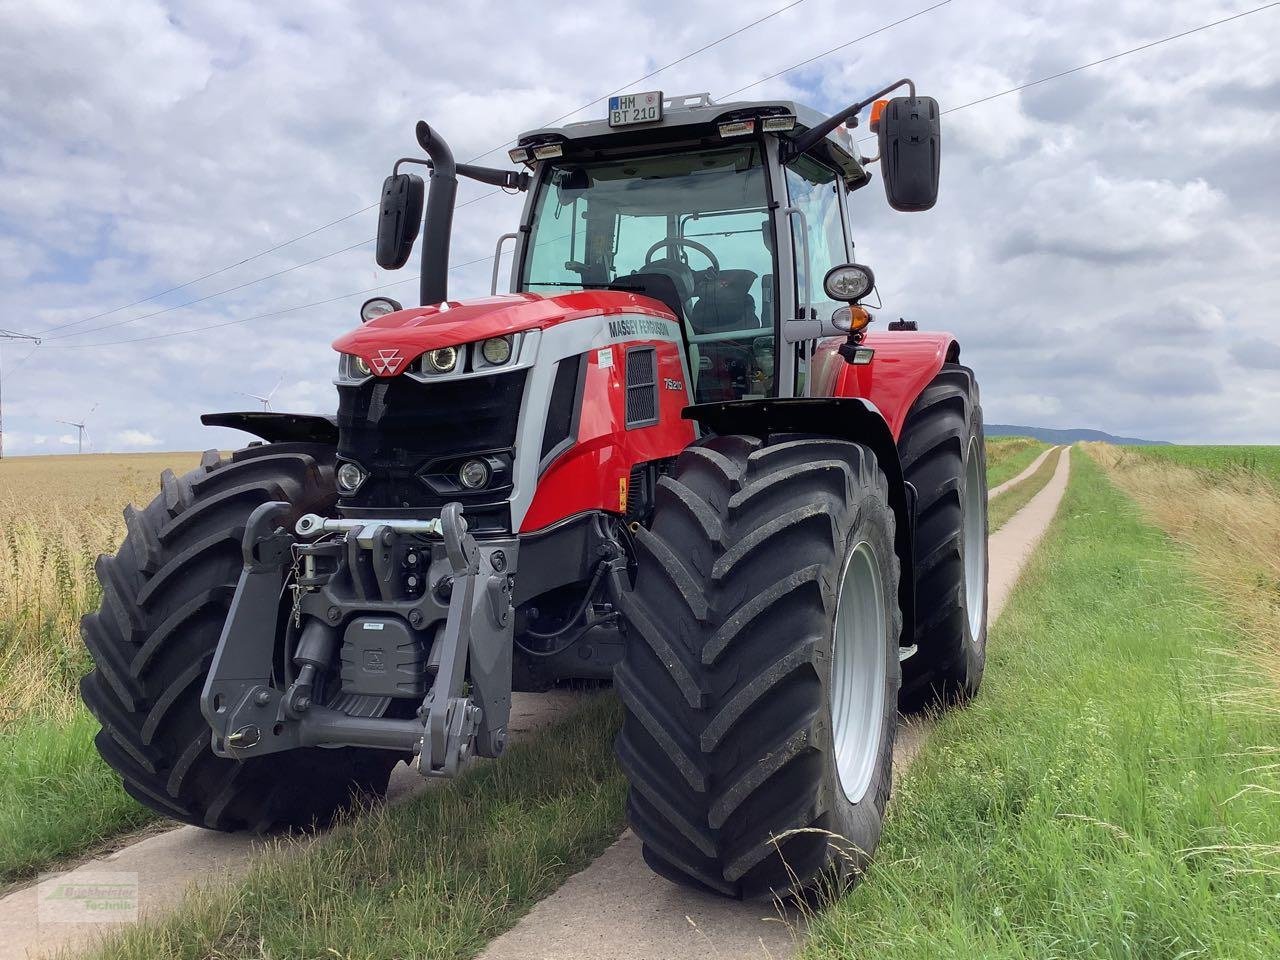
[57,402,97,455]
[240,375,284,411]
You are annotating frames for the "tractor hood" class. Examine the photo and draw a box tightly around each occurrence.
[332,290,676,373]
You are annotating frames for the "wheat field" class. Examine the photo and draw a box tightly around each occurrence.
[0,453,204,722]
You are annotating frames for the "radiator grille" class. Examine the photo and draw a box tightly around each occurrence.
[625,347,658,428]
[336,371,525,524]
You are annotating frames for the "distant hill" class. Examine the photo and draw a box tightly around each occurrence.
[987,424,1170,446]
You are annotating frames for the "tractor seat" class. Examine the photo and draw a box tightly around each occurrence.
[689,269,759,334]
[606,272,687,324]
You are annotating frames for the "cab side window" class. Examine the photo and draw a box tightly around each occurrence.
[784,157,847,320]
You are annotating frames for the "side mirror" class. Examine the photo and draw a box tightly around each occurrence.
[877,96,940,212]
[375,173,425,269]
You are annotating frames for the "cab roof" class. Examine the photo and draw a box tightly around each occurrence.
[515,92,870,188]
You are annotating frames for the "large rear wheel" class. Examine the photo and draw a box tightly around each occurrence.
[80,444,403,831]
[614,435,902,898]
[896,364,988,711]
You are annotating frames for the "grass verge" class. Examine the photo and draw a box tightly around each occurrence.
[985,437,1048,488]
[1087,442,1280,687]
[0,709,153,885]
[801,449,1280,959]
[86,694,626,960]
[988,445,1061,531]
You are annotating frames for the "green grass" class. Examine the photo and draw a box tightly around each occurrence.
[802,449,1280,959]
[87,694,626,960]
[0,708,153,884]
[1126,445,1280,488]
[986,437,1050,488]
[988,446,1061,531]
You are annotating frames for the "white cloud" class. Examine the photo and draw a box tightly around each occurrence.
[115,429,162,449]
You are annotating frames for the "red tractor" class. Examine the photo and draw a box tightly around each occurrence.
[82,81,987,899]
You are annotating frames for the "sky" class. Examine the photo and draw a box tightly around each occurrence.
[0,0,1277,454]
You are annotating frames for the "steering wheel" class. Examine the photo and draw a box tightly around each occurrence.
[644,237,721,272]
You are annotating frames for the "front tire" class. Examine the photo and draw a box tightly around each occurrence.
[80,444,402,832]
[896,364,988,711]
[614,435,902,898]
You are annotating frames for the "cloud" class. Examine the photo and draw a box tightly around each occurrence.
[1230,337,1280,370]
[114,429,162,449]
[0,0,1277,450]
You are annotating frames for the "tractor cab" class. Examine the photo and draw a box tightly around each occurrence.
[508,93,886,402]
[371,84,940,402]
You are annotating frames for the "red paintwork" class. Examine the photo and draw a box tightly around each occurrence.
[811,330,957,440]
[520,339,696,533]
[332,291,677,372]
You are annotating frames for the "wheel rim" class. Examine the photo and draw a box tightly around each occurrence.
[964,437,988,642]
[830,540,887,804]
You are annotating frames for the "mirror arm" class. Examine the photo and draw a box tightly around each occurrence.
[783,78,915,162]
[393,157,528,192]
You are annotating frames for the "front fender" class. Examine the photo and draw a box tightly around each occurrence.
[683,397,916,651]
[201,411,338,445]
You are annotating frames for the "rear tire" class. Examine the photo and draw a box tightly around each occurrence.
[614,434,902,898]
[896,364,988,711]
[80,444,402,832]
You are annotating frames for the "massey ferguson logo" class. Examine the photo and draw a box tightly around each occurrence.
[370,349,403,375]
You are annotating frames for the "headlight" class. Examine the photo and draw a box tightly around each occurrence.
[352,355,372,377]
[336,461,366,494]
[481,336,513,365]
[458,459,490,490]
[823,263,876,303]
[426,347,458,373]
[360,296,401,323]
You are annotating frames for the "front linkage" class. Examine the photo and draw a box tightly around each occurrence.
[200,500,517,777]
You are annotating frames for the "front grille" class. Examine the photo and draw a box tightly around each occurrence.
[337,371,526,526]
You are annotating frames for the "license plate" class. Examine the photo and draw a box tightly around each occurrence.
[608,91,663,127]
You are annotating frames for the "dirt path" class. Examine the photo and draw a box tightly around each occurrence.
[477,448,1072,960]
[0,690,582,960]
[989,444,1060,499]
[3,450,1072,960]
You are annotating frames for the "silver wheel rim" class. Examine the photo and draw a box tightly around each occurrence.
[964,437,988,642]
[830,540,887,804]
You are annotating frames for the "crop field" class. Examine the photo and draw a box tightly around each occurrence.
[0,453,203,881]
[1120,444,1280,489]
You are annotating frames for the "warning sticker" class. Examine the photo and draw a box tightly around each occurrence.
[597,347,614,368]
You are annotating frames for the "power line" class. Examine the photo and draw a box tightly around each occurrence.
[41,238,374,341]
[37,202,379,336]
[848,0,1280,145]
[720,0,952,100]
[44,0,809,339]
[463,0,810,164]
[36,3,1276,353]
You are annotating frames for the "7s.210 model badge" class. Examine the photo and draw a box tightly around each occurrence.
[664,378,684,391]
[371,349,403,375]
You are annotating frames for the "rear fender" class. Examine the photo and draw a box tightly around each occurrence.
[684,397,916,650]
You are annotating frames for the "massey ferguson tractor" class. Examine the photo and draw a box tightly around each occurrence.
[81,81,987,899]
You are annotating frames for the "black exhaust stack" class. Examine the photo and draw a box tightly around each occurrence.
[376,123,530,307]
[414,122,457,306]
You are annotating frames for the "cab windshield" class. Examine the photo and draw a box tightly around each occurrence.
[520,145,776,401]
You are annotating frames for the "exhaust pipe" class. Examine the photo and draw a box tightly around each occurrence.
[414,121,456,306]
